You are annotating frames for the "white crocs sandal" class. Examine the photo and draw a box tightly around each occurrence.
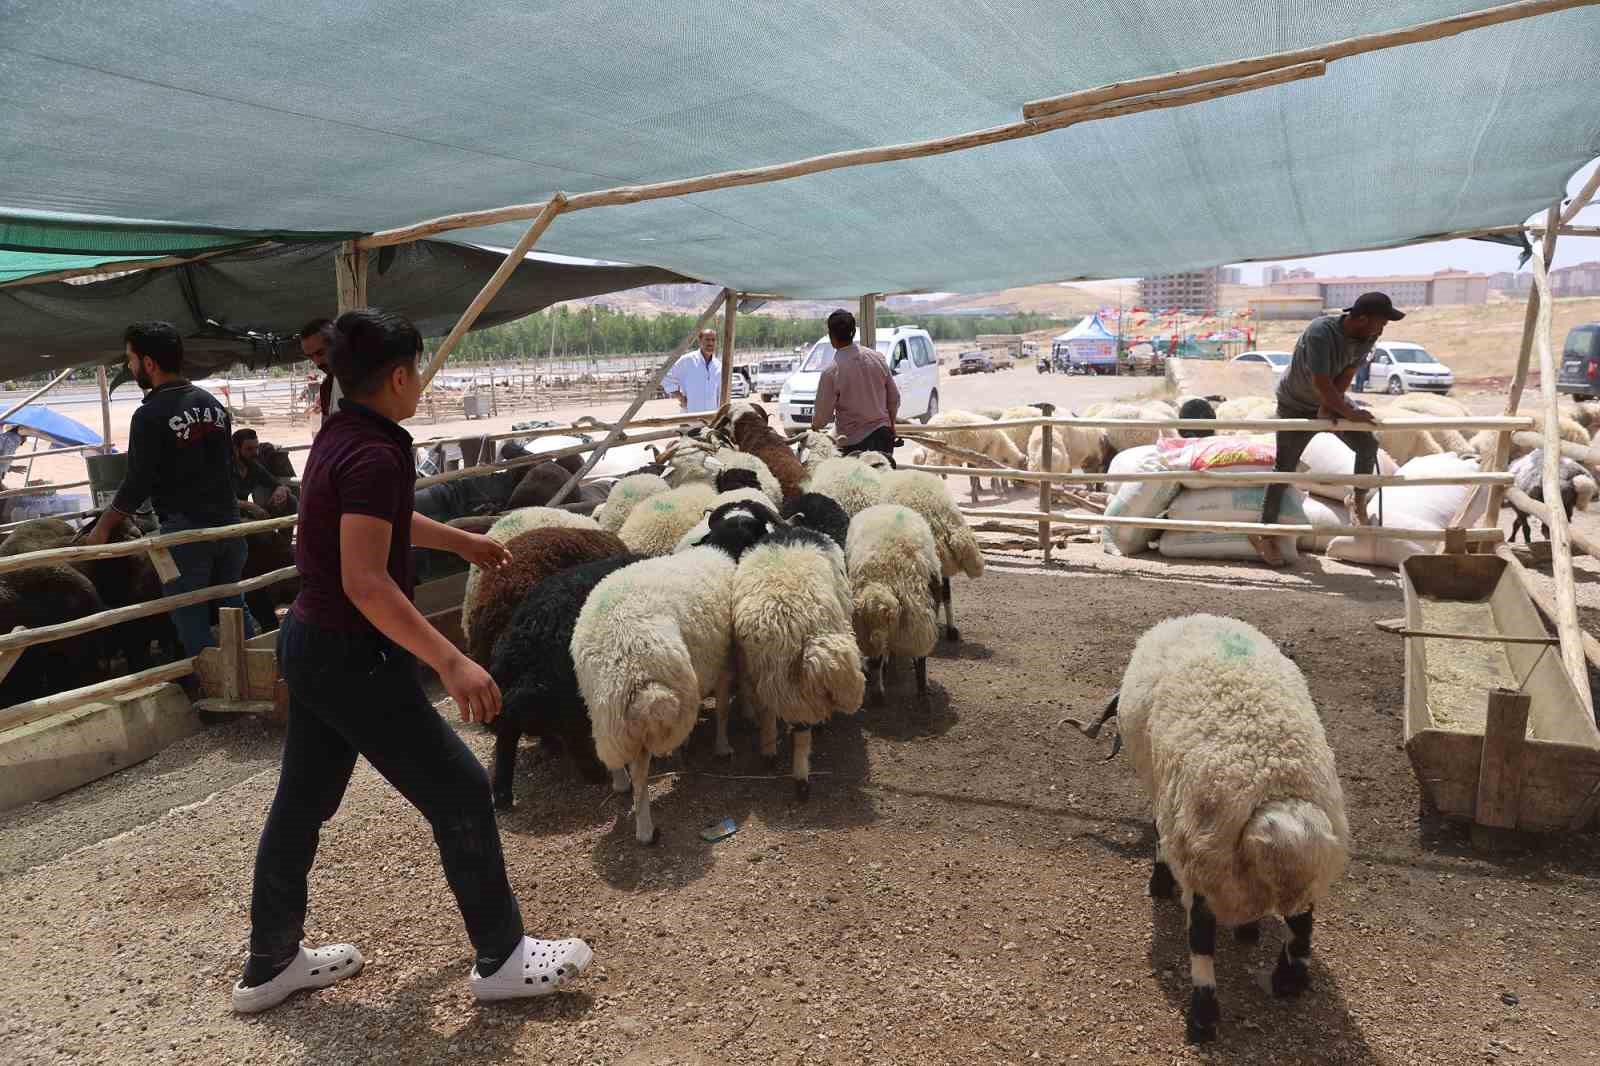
[470,935,593,1002]
[231,943,364,1014]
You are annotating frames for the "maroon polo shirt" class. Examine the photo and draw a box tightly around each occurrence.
[291,400,416,632]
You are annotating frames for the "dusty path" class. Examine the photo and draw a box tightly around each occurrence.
[4,552,1598,1066]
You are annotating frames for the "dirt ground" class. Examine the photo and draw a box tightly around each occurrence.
[5,538,1600,1066]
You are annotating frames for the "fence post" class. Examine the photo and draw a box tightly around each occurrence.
[219,607,247,700]
[1037,403,1056,561]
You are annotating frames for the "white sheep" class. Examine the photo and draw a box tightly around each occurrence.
[595,473,672,533]
[997,405,1041,456]
[807,456,886,517]
[731,525,865,799]
[879,468,983,641]
[920,410,1028,501]
[572,504,778,844]
[616,482,717,556]
[799,430,840,481]
[1028,422,1109,480]
[1383,393,1473,454]
[1067,614,1349,1044]
[846,504,940,707]
[1088,401,1174,457]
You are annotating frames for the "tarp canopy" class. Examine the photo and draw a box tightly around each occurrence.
[0,252,163,287]
[2,405,102,447]
[0,240,686,378]
[2,3,1599,297]
[1057,315,1117,343]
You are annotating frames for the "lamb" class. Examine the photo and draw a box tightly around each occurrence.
[1212,395,1275,431]
[1066,614,1349,1044]
[731,524,865,799]
[780,492,850,549]
[1088,401,1174,458]
[487,551,647,807]
[845,504,940,707]
[710,401,808,501]
[807,456,885,518]
[1506,448,1598,545]
[1570,401,1600,436]
[572,500,779,843]
[595,473,671,533]
[461,526,628,665]
[879,469,983,641]
[616,482,718,556]
[920,410,1028,501]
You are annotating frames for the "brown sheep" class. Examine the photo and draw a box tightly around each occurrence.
[461,526,628,665]
[711,401,807,501]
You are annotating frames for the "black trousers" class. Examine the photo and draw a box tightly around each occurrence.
[841,426,898,467]
[247,612,524,964]
[1263,407,1378,525]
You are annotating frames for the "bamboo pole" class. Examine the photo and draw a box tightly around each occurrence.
[1559,164,1600,227]
[1528,241,1593,712]
[0,515,295,578]
[0,368,75,426]
[0,565,298,657]
[0,478,93,500]
[720,289,737,405]
[273,409,718,456]
[0,245,263,291]
[357,63,1324,249]
[1036,402,1055,560]
[895,414,1534,435]
[96,366,113,453]
[0,658,197,733]
[1485,206,1562,521]
[418,194,567,388]
[903,463,1514,488]
[961,507,1503,542]
[546,289,729,507]
[859,294,878,351]
[1024,0,1598,119]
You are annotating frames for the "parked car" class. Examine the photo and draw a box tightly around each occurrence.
[729,365,751,400]
[1556,322,1600,400]
[752,355,798,401]
[1229,350,1292,375]
[1366,341,1454,394]
[957,349,996,375]
[779,325,940,430]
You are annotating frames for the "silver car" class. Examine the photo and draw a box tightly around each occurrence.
[1366,342,1454,395]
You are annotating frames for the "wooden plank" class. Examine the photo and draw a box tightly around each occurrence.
[905,463,1514,488]
[147,547,180,584]
[335,240,368,312]
[1475,688,1533,829]
[0,515,295,578]
[960,507,1503,542]
[1493,543,1600,676]
[720,289,737,405]
[896,414,1534,435]
[0,625,24,686]
[192,699,276,717]
[859,294,877,351]
[1036,403,1056,561]
[195,647,278,701]
[0,659,196,734]
[218,608,246,700]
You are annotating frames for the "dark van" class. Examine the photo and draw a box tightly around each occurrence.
[1557,323,1600,400]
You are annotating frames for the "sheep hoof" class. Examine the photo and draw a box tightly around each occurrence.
[944,626,962,643]
[1271,956,1310,998]
[493,791,515,811]
[1186,988,1220,1044]
[1148,862,1177,900]
[793,778,810,803]
[1184,1016,1218,1045]
[1234,921,1260,944]
[636,826,661,847]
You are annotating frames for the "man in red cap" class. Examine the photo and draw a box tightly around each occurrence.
[1251,291,1405,566]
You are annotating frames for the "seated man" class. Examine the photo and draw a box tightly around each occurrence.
[233,428,297,516]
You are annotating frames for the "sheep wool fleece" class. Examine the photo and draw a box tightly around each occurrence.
[596,474,672,533]
[879,469,983,580]
[845,504,939,661]
[808,456,886,518]
[1118,614,1349,926]
[618,483,718,557]
[572,545,736,769]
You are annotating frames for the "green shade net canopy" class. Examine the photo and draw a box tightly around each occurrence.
[2,1,1598,297]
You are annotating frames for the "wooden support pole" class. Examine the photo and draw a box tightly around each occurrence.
[0,514,296,578]
[1024,0,1598,118]
[218,607,247,701]
[335,240,368,312]
[419,195,566,389]
[1474,687,1533,830]
[1529,240,1593,713]
[1559,163,1600,227]
[546,288,729,507]
[859,294,878,351]
[904,463,1513,489]
[720,289,737,405]
[1485,206,1561,521]
[96,366,113,454]
[1036,402,1056,560]
[0,625,24,686]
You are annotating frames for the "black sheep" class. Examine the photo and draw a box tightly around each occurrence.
[780,492,850,549]
[487,552,647,808]
[0,564,107,707]
[714,467,761,494]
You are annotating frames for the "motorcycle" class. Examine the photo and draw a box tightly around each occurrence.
[1036,356,1052,374]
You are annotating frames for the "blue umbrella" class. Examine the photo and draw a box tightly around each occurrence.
[3,404,103,447]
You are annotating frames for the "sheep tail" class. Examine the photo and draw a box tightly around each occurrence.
[801,632,867,716]
[1238,799,1349,913]
[1060,691,1122,760]
[855,583,900,650]
[1575,473,1597,512]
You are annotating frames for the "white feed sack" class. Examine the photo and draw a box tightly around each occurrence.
[1296,433,1398,499]
[1326,452,1487,568]
[1298,495,1350,553]
[1158,485,1305,562]
[1101,445,1179,556]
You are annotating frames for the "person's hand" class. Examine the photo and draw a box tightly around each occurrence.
[456,532,511,570]
[441,653,501,723]
[81,518,111,546]
[1342,405,1377,424]
[270,486,290,507]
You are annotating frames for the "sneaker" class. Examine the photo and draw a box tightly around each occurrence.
[470,935,593,1002]
[231,943,364,1014]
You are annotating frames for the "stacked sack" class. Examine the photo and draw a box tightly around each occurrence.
[1325,451,1487,568]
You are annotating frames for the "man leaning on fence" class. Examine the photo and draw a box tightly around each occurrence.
[1250,292,1403,567]
[83,321,256,658]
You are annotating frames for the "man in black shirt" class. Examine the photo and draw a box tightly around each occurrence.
[233,428,296,515]
[83,322,255,656]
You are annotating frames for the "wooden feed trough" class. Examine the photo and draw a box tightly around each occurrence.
[1399,553,1600,833]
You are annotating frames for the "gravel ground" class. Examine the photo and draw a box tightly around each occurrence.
[5,546,1600,1065]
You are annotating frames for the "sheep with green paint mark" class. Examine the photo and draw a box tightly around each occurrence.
[844,504,939,707]
[595,473,671,533]
[807,456,885,518]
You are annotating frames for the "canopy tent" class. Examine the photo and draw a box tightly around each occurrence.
[1054,314,1119,368]
[1,405,102,448]
[0,240,687,378]
[1,2,1597,299]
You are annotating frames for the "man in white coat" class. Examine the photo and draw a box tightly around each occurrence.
[661,328,721,413]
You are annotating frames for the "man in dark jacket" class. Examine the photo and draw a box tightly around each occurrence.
[232,428,296,515]
[83,321,254,655]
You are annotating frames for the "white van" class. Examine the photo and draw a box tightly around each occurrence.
[778,326,940,431]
